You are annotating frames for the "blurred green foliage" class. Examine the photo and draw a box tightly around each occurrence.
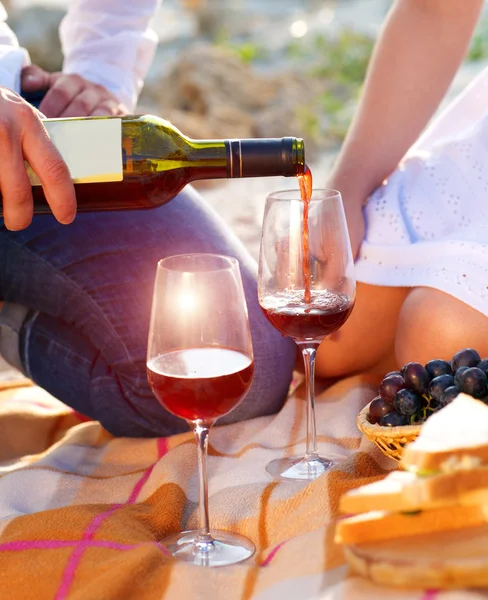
[215,31,268,64]
[295,106,321,140]
[467,17,488,62]
[232,42,268,64]
[287,29,374,145]
[295,29,374,85]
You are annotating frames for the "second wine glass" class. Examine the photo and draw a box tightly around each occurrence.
[258,189,356,481]
[147,253,255,566]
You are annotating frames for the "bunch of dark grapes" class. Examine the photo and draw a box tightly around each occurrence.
[367,348,488,427]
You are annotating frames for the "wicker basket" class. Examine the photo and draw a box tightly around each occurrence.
[357,403,421,464]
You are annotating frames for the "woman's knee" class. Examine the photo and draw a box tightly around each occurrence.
[395,287,488,366]
[315,282,408,378]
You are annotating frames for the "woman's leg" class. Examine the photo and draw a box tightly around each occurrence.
[315,282,488,379]
[315,282,409,378]
[0,186,296,437]
[395,287,488,366]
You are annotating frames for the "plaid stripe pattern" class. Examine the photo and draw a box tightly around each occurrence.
[0,378,473,599]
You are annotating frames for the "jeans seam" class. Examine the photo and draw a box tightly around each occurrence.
[20,309,39,379]
[4,236,139,391]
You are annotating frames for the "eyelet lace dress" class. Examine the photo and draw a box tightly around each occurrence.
[355,66,488,317]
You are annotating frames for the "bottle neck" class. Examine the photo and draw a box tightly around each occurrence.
[185,137,305,181]
[225,138,305,178]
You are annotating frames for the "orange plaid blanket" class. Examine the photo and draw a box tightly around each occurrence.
[0,377,475,599]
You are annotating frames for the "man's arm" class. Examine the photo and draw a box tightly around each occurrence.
[327,0,484,256]
[59,0,162,112]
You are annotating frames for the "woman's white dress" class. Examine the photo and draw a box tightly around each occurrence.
[354,66,488,317]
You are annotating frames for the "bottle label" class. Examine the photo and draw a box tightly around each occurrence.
[27,118,123,186]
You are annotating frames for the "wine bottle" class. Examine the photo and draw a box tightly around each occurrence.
[1,114,305,215]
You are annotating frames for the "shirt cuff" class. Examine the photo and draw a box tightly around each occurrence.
[62,26,158,112]
[0,46,30,93]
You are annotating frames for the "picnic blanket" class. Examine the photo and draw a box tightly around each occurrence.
[0,376,482,600]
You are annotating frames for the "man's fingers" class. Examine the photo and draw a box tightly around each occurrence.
[21,65,51,93]
[0,113,34,230]
[0,86,75,229]
[91,100,128,116]
[22,119,76,225]
[38,75,85,118]
[59,89,102,118]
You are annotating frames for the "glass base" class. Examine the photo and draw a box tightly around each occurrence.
[161,529,255,567]
[265,455,337,481]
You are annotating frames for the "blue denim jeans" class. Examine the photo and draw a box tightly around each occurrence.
[0,187,296,437]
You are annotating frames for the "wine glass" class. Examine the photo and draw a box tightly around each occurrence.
[147,253,255,566]
[258,189,356,481]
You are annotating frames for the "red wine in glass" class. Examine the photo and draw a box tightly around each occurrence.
[260,290,354,342]
[147,347,254,422]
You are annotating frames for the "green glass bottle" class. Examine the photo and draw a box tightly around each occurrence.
[13,114,306,215]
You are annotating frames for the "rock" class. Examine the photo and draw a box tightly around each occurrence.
[152,43,323,158]
[160,44,277,115]
[162,109,219,140]
[163,105,254,143]
[206,103,255,137]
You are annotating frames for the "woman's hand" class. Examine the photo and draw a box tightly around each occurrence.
[0,85,76,231]
[21,64,128,118]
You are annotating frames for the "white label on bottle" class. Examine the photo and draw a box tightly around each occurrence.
[27,118,123,186]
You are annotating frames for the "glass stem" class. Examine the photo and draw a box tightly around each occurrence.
[300,344,319,460]
[193,422,212,544]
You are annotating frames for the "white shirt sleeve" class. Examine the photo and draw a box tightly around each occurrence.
[0,2,30,93]
[60,0,162,112]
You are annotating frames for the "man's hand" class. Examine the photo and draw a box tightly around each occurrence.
[21,65,128,118]
[0,85,76,231]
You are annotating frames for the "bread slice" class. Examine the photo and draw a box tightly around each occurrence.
[343,524,488,589]
[335,504,488,545]
[340,471,417,514]
[340,465,488,514]
[401,394,488,472]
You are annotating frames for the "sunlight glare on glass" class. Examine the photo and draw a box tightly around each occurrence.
[178,271,198,312]
[290,20,308,38]
[179,292,197,312]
